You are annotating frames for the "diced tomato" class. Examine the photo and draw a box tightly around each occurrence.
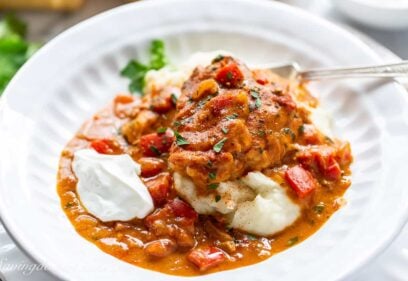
[300,124,320,145]
[211,95,234,115]
[187,247,226,271]
[273,95,296,110]
[139,129,174,157]
[318,155,342,181]
[297,146,343,181]
[151,96,173,114]
[139,157,166,177]
[90,139,119,154]
[215,63,244,88]
[114,94,139,118]
[168,198,198,221]
[285,165,317,198]
[114,94,134,104]
[144,173,171,205]
[336,142,353,167]
[144,207,172,228]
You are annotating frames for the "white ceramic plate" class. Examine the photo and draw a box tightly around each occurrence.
[1,0,408,280]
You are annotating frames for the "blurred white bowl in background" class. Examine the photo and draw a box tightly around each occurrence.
[333,0,408,30]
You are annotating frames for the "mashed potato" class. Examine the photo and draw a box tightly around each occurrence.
[174,172,300,236]
[144,50,231,97]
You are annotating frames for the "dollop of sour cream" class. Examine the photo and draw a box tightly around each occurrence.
[72,149,154,222]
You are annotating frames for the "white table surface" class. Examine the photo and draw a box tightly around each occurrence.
[1,0,407,280]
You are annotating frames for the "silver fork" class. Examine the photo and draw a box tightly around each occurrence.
[265,61,408,80]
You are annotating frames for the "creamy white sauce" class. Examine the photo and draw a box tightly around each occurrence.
[72,149,154,222]
[174,172,300,236]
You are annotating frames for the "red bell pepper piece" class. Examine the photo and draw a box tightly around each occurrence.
[139,129,174,157]
[187,247,226,271]
[285,165,317,198]
[215,63,244,88]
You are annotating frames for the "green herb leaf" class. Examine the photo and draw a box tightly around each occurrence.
[209,172,216,180]
[212,54,224,63]
[0,13,27,38]
[157,127,167,134]
[171,93,178,105]
[298,124,305,134]
[149,145,161,156]
[213,138,227,153]
[208,183,219,190]
[64,202,75,209]
[258,130,266,137]
[226,71,233,80]
[287,236,299,246]
[0,14,39,95]
[215,195,221,202]
[121,39,168,94]
[221,127,229,134]
[251,90,262,109]
[174,131,189,146]
[173,120,181,128]
[225,113,239,120]
[313,202,325,214]
[282,127,296,141]
[246,234,257,241]
[255,97,262,109]
[149,39,167,70]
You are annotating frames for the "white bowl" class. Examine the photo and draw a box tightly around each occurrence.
[1,0,408,280]
[333,0,408,30]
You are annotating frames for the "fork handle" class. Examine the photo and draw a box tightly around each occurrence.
[299,61,408,80]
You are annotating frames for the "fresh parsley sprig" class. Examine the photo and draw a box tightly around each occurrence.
[0,14,40,95]
[121,39,168,94]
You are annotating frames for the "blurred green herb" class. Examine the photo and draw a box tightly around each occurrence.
[0,14,40,95]
[287,236,299,246]
[121,39,168,94]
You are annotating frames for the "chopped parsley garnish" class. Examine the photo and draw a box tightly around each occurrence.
[171,93,178,105]
[157,127,167,134]
[121,39,168,94]
[207,160,213,168]
[0,14,40,95]
[225,113,239,120]
[198,95,214,108]
[174,131,189,146]
[173,120,182,128]
[212,54,224,63]
[149,145,161,156]
[208,183,219,190]
[64,202,75,209]
[213,138,227,153]
[208,172,216,180]
[221,127,229,134]
[250,90,259,99]
[226,71,233,80]
[298,124,305,134]
[258,130,266,137]
[251,90,262,109]
[215,195,221,202]
[287,236,299,246]
[246,234,257,241]
[313,202,325,214]
[282,127,296,141]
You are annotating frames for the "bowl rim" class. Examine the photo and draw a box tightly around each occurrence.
[337,0,408,10]
[1,0,408,280]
